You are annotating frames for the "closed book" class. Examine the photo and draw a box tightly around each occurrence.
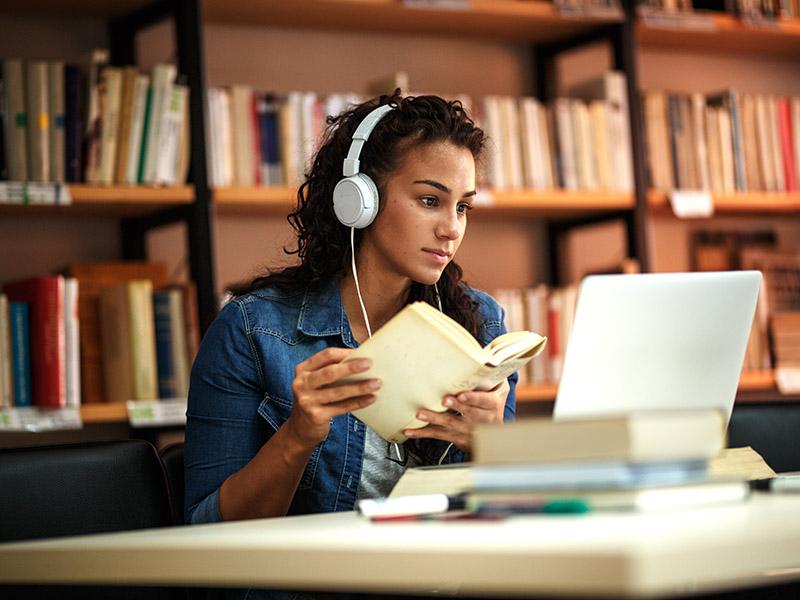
[777,97,797,192]
[48,61,65,183]
[26,60,50,183]
[114,67,138,184]
[65,261,168,404]
[83,49,109,183]
[257,94,283,185]
[3,276,66,407]
[155,84,186,185]
[9,302,32,407]
[471,459,709,492]
[474,410,725,466]
[344,301,547,443]
[64,64,84,183]
[231,85,255,187]
[63,277,80,407]
[0,64,7,181]
[0,295,11,407]
[124,73,149,184]
[153,290,178,398]
[97,66,122,185]
[141,63,176,184]
[467,480,750,513]
[3,59,28,181]
[100,280,158,403]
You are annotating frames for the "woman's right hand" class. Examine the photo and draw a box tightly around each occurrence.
[286,347,380,449]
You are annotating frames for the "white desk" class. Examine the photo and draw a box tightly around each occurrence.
[1,493,800,598]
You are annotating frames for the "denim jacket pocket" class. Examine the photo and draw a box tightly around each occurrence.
[257,392,323,491]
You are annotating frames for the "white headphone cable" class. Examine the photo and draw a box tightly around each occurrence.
[351,226,372,339]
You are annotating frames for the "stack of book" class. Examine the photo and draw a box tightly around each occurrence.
[380,411,750,518]
[466,410,748,514]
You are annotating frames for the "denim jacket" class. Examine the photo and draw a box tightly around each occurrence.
[184,277,517,525]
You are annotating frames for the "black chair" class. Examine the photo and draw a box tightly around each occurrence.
[728,403,800,473]
[0,439,181,599]
[160,442,186,525]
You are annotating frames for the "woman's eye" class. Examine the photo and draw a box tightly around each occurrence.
[457,203,474,214]
[420,196,438,207]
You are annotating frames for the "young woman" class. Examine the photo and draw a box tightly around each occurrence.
[184,92,517,527]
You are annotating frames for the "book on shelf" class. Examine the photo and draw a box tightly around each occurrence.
[0,295,11,407]
[0,53,188,190]
[340,301,546,443]
[644,88,800,195]
[65,261,169,405]
[2,276,67,407]
[473,410,726,466]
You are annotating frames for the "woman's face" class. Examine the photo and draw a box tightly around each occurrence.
[360,141,476,286]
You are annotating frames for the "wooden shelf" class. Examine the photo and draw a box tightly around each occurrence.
[517,371,781,405]
[638,14,800,56]
[213,186,634,218]
[649,189,800,216]
[0,185,194,217]
[0,0,152,18]
[80,403,127,424]
[203,0,623,43]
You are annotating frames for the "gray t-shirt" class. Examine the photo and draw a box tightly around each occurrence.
[356,425,421,501]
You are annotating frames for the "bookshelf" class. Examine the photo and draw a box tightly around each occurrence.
[2,0,800,428]
[213,187,635,218]
[638,14,800,56]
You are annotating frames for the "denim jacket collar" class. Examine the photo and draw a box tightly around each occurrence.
[297,278,358,348]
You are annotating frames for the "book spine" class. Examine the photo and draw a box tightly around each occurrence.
[9,302,32,407]
[0,295,11,407]
[153,290,178,399]
[48,61,65,183]
[3,277,65,407]
[64,64,84,183]
[4,59,29,182]
[127,280,158,400]
[26,60,50,183]
[777,97,798,192]
[98,67,122,185]
[64,278,81,408]
[0,63,7,181]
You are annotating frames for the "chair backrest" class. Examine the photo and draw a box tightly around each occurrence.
[728,404,800,473]
[159,442,185,525]
[0,439,173,542]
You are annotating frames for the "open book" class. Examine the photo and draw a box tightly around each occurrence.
[345,301,547,443]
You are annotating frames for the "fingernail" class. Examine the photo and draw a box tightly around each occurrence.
[356,359,371,370]
[443,397,453,407]
[416,412,428,421]
[458,394,467,402]
[368,379,381,390]
[404,429,415,437]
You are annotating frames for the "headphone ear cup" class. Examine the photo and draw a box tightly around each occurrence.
[333,174,379,229]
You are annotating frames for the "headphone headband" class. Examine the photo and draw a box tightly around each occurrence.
[342,104,395,177]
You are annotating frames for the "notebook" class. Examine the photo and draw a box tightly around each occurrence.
[553,271,762,425]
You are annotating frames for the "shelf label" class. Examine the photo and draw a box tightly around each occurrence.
[775,366,800,395]
[126,399,187,428]
[669,189,714,218]
[0,407,83,432]
[0,182,72,205]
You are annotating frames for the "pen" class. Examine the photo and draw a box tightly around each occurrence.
[751,473,800,493]
[357,493,466,519]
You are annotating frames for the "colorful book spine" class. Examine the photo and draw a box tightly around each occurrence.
[10,302,32,407]
[153,290,177,399]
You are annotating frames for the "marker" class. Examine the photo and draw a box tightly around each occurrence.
[357,493,466,519]
[751,472,800,493]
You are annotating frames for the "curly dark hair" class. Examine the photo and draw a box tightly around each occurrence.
[229,91,487,340]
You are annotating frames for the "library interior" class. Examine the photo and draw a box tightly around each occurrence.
[1,0,800,598]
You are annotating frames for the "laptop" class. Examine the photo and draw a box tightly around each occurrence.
[553,271,762,426]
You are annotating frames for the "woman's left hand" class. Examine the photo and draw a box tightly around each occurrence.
[402,379,510,452]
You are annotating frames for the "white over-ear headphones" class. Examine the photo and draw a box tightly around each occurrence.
[332,104,395,229]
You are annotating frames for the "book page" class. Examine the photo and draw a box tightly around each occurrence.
[389,464,473,498]
[710,446,775,481]
[484,331,547,365]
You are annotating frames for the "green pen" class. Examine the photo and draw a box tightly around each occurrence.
[542,499,591,514]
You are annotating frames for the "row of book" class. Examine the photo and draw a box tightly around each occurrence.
[643,90,800,194]
[0,54,189,188]
[637,0,799,20]
[0,262,199,408]
[205,70,634,194]
[691,230,800,372]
